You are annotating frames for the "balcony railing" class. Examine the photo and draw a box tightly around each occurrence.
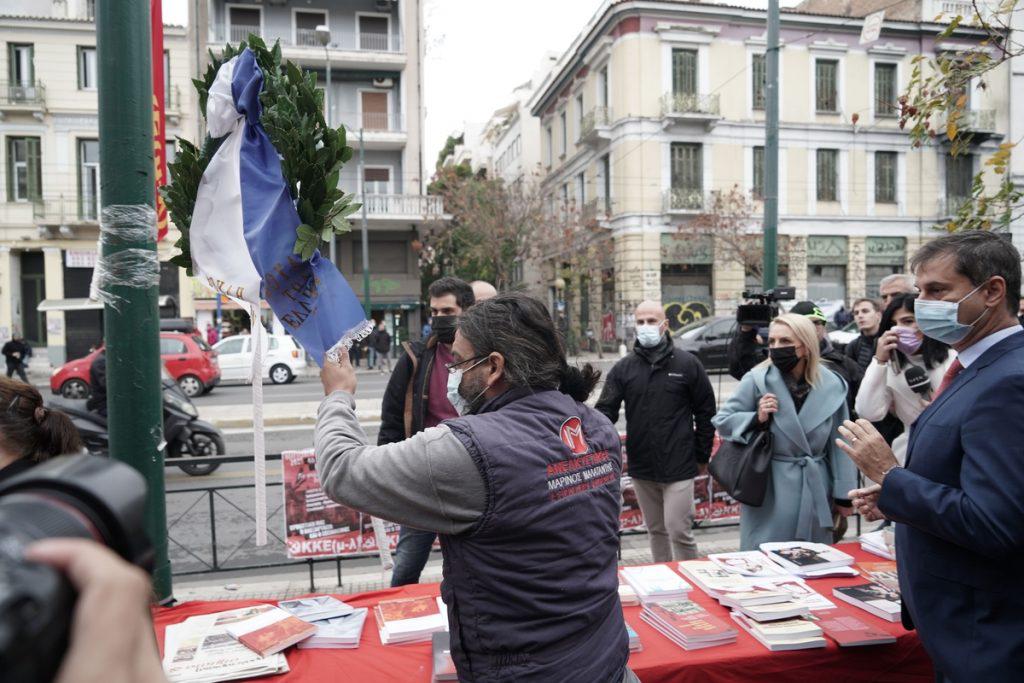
[937,195,971,218]
[0,81,46,107]
[337,111,406,133]
[961,109,996,133]
[580,106,612,141]
[359,194,444,218]
[660,92,721,117]
[663,188,705,213]
[32,196,99,224]
[210,25,404,53]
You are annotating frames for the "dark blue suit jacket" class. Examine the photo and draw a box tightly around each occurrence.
[879,330,1024,681]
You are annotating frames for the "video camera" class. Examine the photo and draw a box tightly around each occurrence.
[0,455,151,683]
[736,286,796,327]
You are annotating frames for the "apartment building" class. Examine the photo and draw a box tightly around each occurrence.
[529,0,1012,339]
[0,0,196,364]
[197,0,436,342]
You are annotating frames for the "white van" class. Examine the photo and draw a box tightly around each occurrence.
[213,334,308,384]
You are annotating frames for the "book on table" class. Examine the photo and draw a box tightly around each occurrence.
[162,607,290,683]
[717,588,792,609]
[811,609,898,646]
[298,607,368,649]
[639,599,738,651]
[747,576,836,611]
[375,596,449,645]
[832,583,902,622]
[857,561,900,593]
[677,560,757,598]
[729,612,827,652]
[278,595,355,623]
[859,530,895,560]
[617,572,640,607]
[619,565,692,603]
[626,624,643,652]
[759,542,855,576]
[431,632,458,682]
[733,599,811,622]
[708,551,789,577]
[224,604,318,657]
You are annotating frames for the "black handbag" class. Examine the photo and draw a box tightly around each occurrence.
[708,419,773,507]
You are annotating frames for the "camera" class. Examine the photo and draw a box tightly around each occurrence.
[0,455,151,683]
[737,286,796,326]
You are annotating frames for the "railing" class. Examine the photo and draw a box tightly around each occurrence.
[961,109,996,133]
[337,111,406,133]
[359,193,445,217]
[663,188,705,212]
[937,195,971,218]
[32,196,99,224]
[661,92,721,117]
[0,81,46,107]
[209,25,404,53]
[580,105,613,140]
[940,1,974,17]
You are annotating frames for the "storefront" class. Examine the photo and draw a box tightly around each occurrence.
[865,237,907,299]
[660,234,713,331]
[806,235,848,303]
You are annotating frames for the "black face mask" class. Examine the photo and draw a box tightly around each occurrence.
[769,346,801,373]
[432,315,458,344]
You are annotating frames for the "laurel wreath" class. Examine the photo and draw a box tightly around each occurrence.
[162,35,360,272]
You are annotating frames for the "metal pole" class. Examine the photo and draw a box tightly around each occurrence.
[359,128,371,317]
[97,0,171,601]
[763,0,780,291]
[326,45,336,267]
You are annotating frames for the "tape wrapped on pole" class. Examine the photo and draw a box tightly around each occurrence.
[90,205,160,310]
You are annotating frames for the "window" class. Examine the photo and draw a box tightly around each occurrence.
[752,146,765,199]
[559,110,567,156]
[815,59,838,112]
[545,125,553,166]
[672,48,697,96]
[86,0,95,20]
[353,240,407,274]
[8,44,34,87]
[295,10,327,46]
[78,139,100,220]
[598,66,609,108]
[575,172,585,207]
[874,63,897,117]
[598,154,611,212]
[361,90,389,130]
[670,143,702,209]
[945,154,973,202]
[163,50,171,106]
[362,167,391,195]
[217,337,245,355]
[575,93,584,139]
[875,151,897,203]
[165,139,178,167]
[816,149,838,201]
[78,46,97,89]
[228,6,261,42]
[358,15,390,51]
[159,338,188,355]
[6,137,42,202]
[751,53,766,110]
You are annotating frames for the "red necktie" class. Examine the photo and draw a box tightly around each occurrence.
[932,358,964,399]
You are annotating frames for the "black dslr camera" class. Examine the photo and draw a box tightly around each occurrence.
[0,455,152,683]
[736,286,796,326]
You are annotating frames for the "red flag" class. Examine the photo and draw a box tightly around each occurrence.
[152,0,169,241]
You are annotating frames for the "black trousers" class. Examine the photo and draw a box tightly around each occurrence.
[5,362,27,382]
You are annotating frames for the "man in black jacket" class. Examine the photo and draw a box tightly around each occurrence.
[843,298,881,372]
[380,276,475,585]
[2,333,32,382]
[595,301,716,561]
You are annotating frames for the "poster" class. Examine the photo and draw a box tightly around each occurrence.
[281,449,400,559]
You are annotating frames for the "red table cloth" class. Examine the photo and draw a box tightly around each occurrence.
[153,546,933,682]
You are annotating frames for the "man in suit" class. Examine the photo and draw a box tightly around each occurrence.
[837,231,1024,682]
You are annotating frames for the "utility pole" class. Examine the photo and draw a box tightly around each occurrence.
[763,0,780,291]
[359,128,371,317]
[96,0,171,600]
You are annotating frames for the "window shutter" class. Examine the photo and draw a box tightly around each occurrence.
[5,140,13,201]
[672,49,697,96]
[875,64,896,116]
[752,54,766,109]
[816,60,837,112]
[26,137,41,202]
[753,146,765,198]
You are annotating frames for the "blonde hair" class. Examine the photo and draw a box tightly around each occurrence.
[764,313,822,386]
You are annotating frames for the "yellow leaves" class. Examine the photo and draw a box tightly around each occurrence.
[947,120,958,140]
[956,94,968,109]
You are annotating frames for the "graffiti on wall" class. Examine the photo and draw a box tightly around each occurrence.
[663,301,711,331]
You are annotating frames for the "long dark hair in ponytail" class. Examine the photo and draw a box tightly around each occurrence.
[0,377,83,462]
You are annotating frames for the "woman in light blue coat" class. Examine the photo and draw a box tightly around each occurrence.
[713,313,857,550]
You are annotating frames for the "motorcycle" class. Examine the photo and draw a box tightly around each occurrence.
[60,375,226,476]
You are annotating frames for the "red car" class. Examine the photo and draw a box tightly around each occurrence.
[51,332,221,399]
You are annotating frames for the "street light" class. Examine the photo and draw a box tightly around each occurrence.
[315,24,336,266]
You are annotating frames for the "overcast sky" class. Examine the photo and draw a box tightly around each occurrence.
[164,0,605,174]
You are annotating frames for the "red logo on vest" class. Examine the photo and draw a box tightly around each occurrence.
[559,417,590,455]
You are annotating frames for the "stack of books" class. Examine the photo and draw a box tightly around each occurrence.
[375,596,449,645]
[224,605,318,657]
[832,583,902,622]
[431,632,458,682]
[859,530,895,560]
[677,560,757,599]
[619,565,692,604]
[812,609,897,646]
[278,596,354,622]
[858,561,899,593]
[297,608,368,649]
[759,542,857,578]
[639,600,738,650]
[617,572,640,606]
[730,612,827,651]
[627,624,643,652]
[708,551,789,578]
[745,576,836,611]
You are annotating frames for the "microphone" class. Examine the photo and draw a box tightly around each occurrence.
[904,365,931,397]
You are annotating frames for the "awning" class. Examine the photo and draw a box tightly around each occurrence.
[37,296,177,312]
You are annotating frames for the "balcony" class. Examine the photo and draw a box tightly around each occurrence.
[336,111,406,150]
[579,106,613,146]
[358,194,445,223]
[938,108,1000,144]
[30,196,100,227]
[0,81,46,118]
[209,25,405,68]
[660,93,721,130]
[581,197,614,225]
[663,188,705,214]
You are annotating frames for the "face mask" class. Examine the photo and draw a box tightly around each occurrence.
[769,345,801,373]
[445,358,489,416]
[636,324,664,348]
[893,326,923,355]
[914,281,990,345]
[432,315,458,344]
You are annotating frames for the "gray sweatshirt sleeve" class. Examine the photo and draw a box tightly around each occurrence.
[314,391,485,535]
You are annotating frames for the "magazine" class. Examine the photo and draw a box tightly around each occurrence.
[278,595,354,623]
[298,607,368,649]
[162,607,289,683]
[619,565,692,603]
[708,551,788,577]
[759,542,855,575]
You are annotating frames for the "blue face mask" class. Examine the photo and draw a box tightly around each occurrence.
[636,324,664,348]
[914,281,990,345]
[445,358,489,416]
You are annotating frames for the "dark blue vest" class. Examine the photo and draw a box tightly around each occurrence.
[442,388,628,682]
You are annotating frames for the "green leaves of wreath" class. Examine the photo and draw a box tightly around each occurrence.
[161,35,360,271]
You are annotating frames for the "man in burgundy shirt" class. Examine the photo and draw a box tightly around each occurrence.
[379,276,476,585]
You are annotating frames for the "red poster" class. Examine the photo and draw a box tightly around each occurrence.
[281,449,400,559]
[151,0,169,241]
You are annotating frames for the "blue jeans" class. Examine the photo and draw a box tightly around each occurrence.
[368,347,377,368]
[390,525,437,586]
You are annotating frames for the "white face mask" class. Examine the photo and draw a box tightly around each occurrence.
[636,324,664,348]
[445,357,489,416]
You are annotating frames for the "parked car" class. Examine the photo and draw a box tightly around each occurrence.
[50,332,221,399]
[672,316,737,372]
[213,334,307,384]
[827,320,860,352]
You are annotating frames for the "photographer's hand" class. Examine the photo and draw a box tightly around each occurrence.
[25,539,166,683]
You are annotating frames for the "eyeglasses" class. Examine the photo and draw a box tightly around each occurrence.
[445,355,487,375]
